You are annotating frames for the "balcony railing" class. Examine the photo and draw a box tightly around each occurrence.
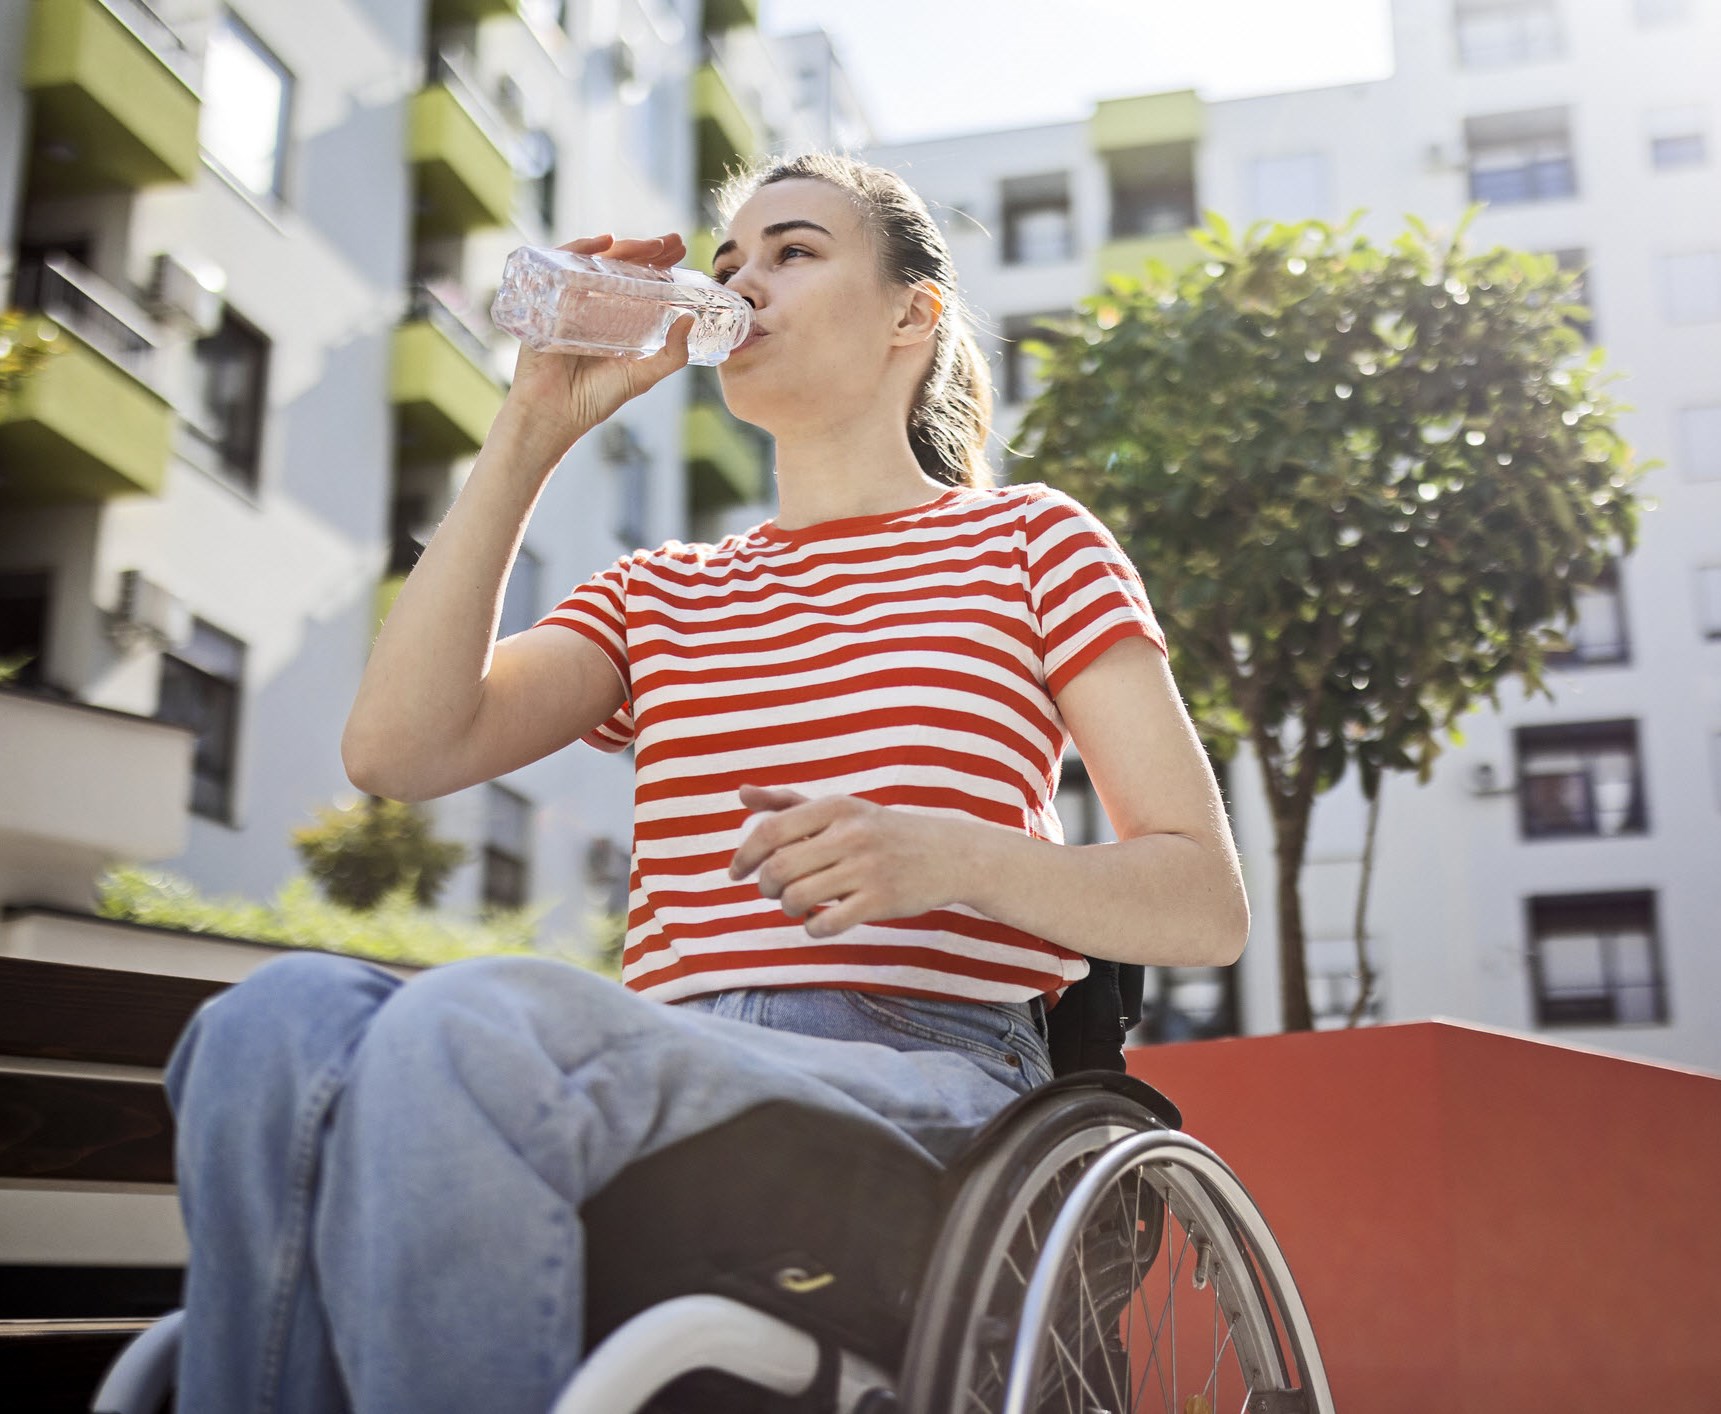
[406,280,495,372]
[99,0,202,89]
[12,254,160,386]
[428,49,524,168]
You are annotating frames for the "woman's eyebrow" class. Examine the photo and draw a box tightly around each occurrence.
[711,220,833,266]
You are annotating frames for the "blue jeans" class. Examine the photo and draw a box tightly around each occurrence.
[163,950,1055,1413]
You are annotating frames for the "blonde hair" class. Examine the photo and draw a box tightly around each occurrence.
[715,152,996,489]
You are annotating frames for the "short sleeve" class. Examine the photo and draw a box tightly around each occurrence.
[1023,486,1168,698]
[533,552,637,753]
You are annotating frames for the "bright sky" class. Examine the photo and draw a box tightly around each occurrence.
[758,0,1399,146]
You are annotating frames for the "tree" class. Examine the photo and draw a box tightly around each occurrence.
[292,796,469,911]
[0,309,62,398]
[1015,205,1655,1032]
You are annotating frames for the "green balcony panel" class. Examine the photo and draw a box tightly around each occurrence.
[693,62,758,189]
[685,401,762,512]
[702,0,760,34]
[391,319,506,461]
[23,0,200,197]
[409,84,516,239]
[1095,232,1205,287]
[0,322,171,503]
[429,0,520,26]
[1090,89,1204,155]
[375,573,408,636]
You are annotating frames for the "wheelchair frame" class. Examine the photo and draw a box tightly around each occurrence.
[92,1069,1331,1414]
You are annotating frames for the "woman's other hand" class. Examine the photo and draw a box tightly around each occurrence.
[503,232,695,451]
[727,784,962,938]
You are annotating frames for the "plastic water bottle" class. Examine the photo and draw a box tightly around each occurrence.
[489,245,753,366]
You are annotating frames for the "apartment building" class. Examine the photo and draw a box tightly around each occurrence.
[0,0,860,956]
[868,0,1721,1070]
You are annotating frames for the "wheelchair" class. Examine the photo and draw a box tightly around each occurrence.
[93,981,1334,1414]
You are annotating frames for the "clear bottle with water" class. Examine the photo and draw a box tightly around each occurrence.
[489,245,753,366]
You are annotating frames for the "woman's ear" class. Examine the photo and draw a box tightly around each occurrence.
[893,279,944,346]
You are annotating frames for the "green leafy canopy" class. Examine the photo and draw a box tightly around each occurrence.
[1015,204,1656,805]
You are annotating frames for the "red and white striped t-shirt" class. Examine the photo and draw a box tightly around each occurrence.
[534,479,1167,1005]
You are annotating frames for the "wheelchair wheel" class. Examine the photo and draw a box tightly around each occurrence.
[898,1090,1332,1414]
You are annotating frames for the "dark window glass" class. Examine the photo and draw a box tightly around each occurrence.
[1528,891,1667,1027]
[482,783,532,910]
[1516,719,1647,838]
[191,307,270,490]
[157,619,245,823]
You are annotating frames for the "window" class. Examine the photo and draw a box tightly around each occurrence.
[1528,892,1667,1027]
[482,783,532,911]
[1676,405,1721,482]
[0,570,51,693]
[1466,107,1577,204]
[1001,311,1071,407]
[1133,966,1242,1043]
[157,619,245,823]
[1053,753,1108,846]
[1001,173,1074,267]
[1697,565,1721,639]
[1548,248,1595,342]
[1516,719,1648,839]
[1244,152,1332,223]
[1544,559,1629,666]
[586,835,630,916]
[1454,1,1563,68]
[190,305,270,491]
[1634,0,1692,25]
[1108,143,1198,240]
[600,417,652,549]
[499,546,542,641]
[200,13,292,200]
[1648,105,1707,170]
[1303,936,1385,1031]
[1658,251,1721,323]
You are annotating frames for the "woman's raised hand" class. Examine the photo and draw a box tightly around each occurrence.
[502,232,697,450]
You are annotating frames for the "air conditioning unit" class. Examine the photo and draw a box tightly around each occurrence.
[109,570,193,653]
[145,251,226,336]
[494,74,528,126]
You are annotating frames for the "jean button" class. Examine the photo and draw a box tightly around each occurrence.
[1005,1052,1021,1068]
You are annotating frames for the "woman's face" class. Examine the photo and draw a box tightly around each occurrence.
[711,177,936,430]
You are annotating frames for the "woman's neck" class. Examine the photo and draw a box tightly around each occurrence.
[765,417,949,532]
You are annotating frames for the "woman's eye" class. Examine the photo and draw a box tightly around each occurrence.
[713,247,809,284]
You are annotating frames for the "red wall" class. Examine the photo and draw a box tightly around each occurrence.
[1123,1019,1721,1413]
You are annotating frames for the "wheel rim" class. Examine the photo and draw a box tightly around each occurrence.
[956,1130,1323,1414]
[998,1142,1328,1414]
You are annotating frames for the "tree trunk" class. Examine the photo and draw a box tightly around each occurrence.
[1347,786,1382,1027]
[1274,830,1316,1032]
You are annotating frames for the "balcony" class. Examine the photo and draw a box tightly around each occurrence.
[390,283,506,462]
[0,688,194,912]
[693,58,758,189]
[408,54,518,240]
[685,367,766,512]
[702,0,760,34]
[1089,89,1204,154]
[1094,230,1205,287]
[428,0,520,26]
[21,0,201,197]
[0,256,173,502]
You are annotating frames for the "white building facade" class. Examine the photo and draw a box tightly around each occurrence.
[0,0,850,954]
[868,0,1721,1070]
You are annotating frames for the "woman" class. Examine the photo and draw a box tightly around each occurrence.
[165,152,1249,1413]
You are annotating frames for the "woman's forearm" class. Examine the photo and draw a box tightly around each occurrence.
[952,822,1251,969]
[341,402,583,794]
